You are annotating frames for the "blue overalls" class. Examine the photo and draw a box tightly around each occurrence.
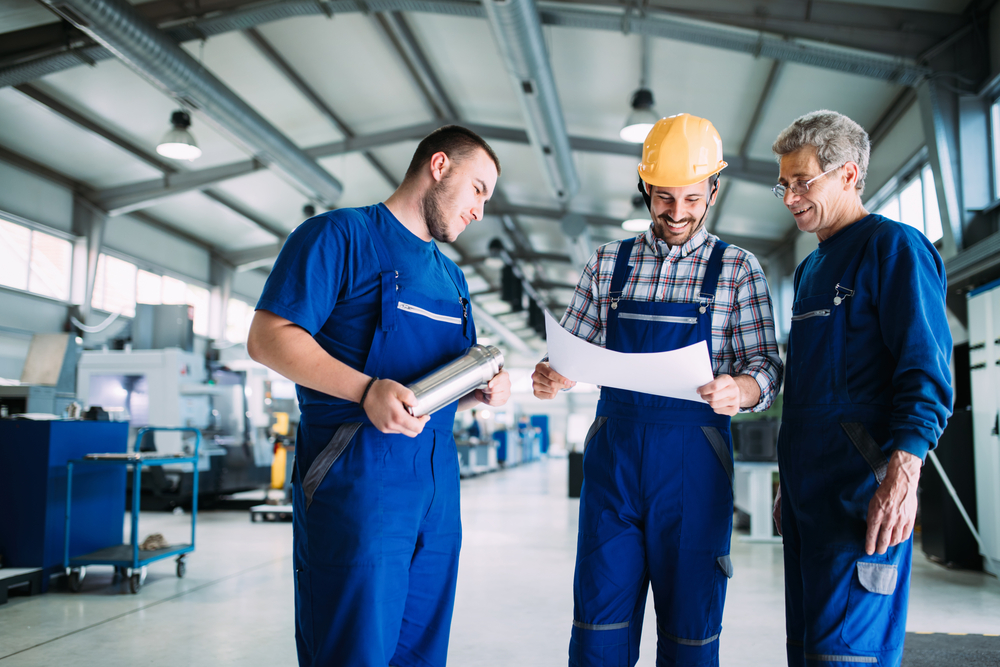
[779,220,910,666]
[570,237,735,667]
[292,213,473,667]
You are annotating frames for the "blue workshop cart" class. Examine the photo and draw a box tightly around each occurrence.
[63,427,200,594]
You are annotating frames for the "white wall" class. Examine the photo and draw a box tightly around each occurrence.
[0,160,73,233]
[233,269,268,304]
[865,102,924,198]
[105,215,212,284]
[0,155,254,380]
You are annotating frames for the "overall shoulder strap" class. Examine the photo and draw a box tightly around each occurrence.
[698,239,729,306]
[609,237,637,302]
[358,210,398,332]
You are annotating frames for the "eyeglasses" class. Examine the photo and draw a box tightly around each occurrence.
[771,164,842,199]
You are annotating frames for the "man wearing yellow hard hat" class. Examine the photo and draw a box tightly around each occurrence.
[533,113,783,666]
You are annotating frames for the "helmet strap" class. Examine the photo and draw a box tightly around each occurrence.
[637,178,652,210]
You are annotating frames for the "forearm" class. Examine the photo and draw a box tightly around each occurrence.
[735,374,761,409]
[247,311,370,403]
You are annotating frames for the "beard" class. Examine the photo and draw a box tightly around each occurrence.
[652,212,704,245]
[421,175,458,243]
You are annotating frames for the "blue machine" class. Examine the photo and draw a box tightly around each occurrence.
[0,420,128,592]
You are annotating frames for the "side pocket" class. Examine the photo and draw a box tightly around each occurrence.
[301,422,362,510]
[840,422,888,484]
[583,416,608,452]
[716,555,733,578]
[701,426,734,495]
[842,561,900,650]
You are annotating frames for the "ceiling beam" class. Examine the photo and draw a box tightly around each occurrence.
[244,27,400,189]
[372,12,460,120]
[1,0,943,93]
[35,0,345,206]
[708,59,783,233]
[596,0,966,59]
[90,120,774,214]
[12,82,286,239]
[14,83,178,174]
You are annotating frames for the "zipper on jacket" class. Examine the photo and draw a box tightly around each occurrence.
[791,309,831,322]
[618,313,698,324]
[398,301,462,325]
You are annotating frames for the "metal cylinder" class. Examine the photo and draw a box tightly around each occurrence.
[406,345,504,417]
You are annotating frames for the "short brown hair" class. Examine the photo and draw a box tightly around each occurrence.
[404,125,501,180]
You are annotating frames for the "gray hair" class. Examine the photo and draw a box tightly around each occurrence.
[772,110,870,193]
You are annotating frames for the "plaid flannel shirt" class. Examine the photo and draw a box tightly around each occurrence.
[559,227,783,412]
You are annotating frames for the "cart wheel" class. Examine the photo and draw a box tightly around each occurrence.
[129,572,142,594]
[68,567,85,593]
[176,557,186,578]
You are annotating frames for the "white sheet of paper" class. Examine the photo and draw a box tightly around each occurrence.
[544,311,715,403]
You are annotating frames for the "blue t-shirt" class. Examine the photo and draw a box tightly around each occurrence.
[793,214,953,461]
[256,203,473,416]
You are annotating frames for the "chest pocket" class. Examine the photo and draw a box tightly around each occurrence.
[398,301,463,325]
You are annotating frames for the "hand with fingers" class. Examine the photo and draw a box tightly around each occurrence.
[532,362,576,400]
[362,378,429,437]
[865,449,921,555]
[475,370,512,406]
[697,374,742,416]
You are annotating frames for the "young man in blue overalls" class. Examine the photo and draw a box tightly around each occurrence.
[770,110,952,667]
[248,126,512,667]
[533,113,784,667]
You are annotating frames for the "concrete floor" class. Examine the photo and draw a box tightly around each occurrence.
[1,457,998,666]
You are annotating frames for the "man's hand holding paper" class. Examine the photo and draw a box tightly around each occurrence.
[540,312,717,405]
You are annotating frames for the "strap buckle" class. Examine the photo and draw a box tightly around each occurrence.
[833,283,855,306]
[698,293,715,314]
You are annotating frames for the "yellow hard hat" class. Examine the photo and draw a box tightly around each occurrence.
[637,113,728,188]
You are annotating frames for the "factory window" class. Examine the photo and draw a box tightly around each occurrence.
[136,270,163,304]
[874,164,943,243]
[226,298,254,342]
[0,217,72,301]
[91,254,137,317]
[186,284,210,337]
[137,271,209,337]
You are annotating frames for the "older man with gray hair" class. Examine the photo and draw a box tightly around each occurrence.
[770,110,953,667]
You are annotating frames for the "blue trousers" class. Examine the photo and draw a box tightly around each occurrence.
[570,417,734,667]
[779,416,911,667]
[293,423,462,667]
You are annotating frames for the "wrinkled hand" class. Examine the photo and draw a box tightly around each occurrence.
[532,362,575,400]
[475,370,511,406]
[773,486,782,536]
[866,450,921,555]
[697,374,742,415]
[362,378,429,438]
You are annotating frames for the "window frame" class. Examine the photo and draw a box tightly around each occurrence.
[0,209,75,304]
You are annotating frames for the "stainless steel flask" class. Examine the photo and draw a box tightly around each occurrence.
[405,345,505,417]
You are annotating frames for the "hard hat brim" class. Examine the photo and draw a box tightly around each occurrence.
[637,161,728,188]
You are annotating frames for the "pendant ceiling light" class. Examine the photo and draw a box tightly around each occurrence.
[156,110,202,161]
[620,89,659,143]
[622,194,650,232]
[619,36,660,144]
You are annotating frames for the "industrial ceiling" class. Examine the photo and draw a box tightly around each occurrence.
[0,0,991,360]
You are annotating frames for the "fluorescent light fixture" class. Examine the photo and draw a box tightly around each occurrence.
[622,194,650,232]
[156,110,202,161]
[620,88,659,144]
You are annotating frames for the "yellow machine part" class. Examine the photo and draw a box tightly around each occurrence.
[271,445,287,490]
[273,411,290,436]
